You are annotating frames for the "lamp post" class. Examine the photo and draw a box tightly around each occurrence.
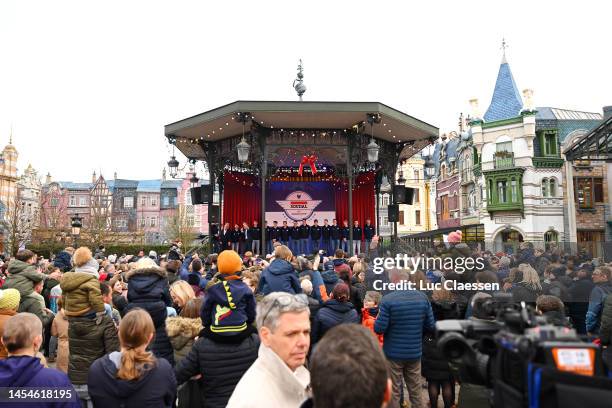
[71,214,82,248]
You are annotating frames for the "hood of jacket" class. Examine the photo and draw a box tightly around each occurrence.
[166,316,202,339]
[362,306,379,318]
[74,258,100,278]
[207,280,251,309]
[96,352,156,397]
[0,356,44,387]
[266,259,295,277]
[321,269,339,285]
[332,258,347,268]
[322,299,354,313]
[126,267,167,296]
[7,259,37,277]
[59,271,98,292]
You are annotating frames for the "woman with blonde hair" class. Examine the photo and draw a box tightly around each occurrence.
[170,280,196,315]
[88,309,176,407]
[511,264,542,305]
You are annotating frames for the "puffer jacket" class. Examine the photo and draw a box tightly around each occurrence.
[166,316,203,364]
[60,272,105,316]
[126,266,174,366]
[2,259,43,297]
[321,270,339,297]
[422,300,460,380]
[374,289,435,361]
[258,259,301,295]
[67,314,119,385]
[53,251,73,272]
[175,333,260,408]
[311,299,359,344]
[599,294,612,346]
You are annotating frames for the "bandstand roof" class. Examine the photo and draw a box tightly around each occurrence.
[165,101,438,160]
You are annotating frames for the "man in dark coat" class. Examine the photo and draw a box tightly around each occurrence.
[299,220,310,255]
[280,221,290,247]
[352,221,363,255]
[310,220,322,253]
[340,220,349,252]
[568,268,595,334]
[290,221,301,255]
[242,222,253,254]
[364,219,375,255]
[220,223,232,252]
[586,266,612,335]
[330,219,341,252]
[321,219,331,255]
[125,259,174,366]
[257,247,302,295]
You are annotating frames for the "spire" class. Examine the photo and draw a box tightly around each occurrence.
[9,125,13,145]
[483,41,523,122]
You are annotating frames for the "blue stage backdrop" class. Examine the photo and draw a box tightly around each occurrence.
[265,181,336,223]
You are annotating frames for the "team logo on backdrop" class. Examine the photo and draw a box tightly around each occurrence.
[276,191,322,221]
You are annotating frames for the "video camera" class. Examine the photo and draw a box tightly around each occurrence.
[435,292,612,408]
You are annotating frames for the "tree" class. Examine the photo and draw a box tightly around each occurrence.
[4,190,32,256]
[164,205,196,248]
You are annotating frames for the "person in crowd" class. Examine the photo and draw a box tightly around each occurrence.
[542,265,570,303]
[536,295,571,327]
[242,222,253,253]
[299,220,310,255]
[510,264,542,306]
[289,220,300,254]
[220,223,232,252]
[321,219,331,255]
[210,222,221,254]
[364,218,375,256]
[125,258,175,366]
[0,313,80,407]
[374,269,435,408]
[201,250,256,340]
[311,283,359,345]
[362,291,384,346]
[586,266,612,335]
[51,297,70,373]
[305,324,392,408]
[166,297,203,364]
[0,288,20,359]
[567,267,594,334]
[340,220,349,252]
[60,247,106,318]
[109,274,129,317]
[301,279,322,319]
[310,219,322,252]
[280,221,290,247]
[242,269,260,294]
[599,292,612,368]
[169,280,196,316]
[251,220,261,256]
[42,264,62,312]
[270,220,281,253]
[53,247,75,272]
[258,245,302,295]
[330,219,340,253]
[231,224,243,253]
[88,309,176,408]
[187,274,203,298]
[296,256,327,302]
[422,288,460,408]
[227,292,311,408]
[337,264,364,315]
[496,256,511,281]
[100,282,121,327]
[352,220,362,255]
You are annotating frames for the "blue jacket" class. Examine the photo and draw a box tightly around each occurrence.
[202,278,256,335]
[586,281,612,334]
[258,259,302,295]
[53,251,73,272]
[298,269,326,302]
[0,356,80,408]
[374,290,435,361]
[321,269,340,297]
[179,254,193,281]
[312,300,359,344]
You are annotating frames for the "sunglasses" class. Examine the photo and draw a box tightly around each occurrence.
[261,293,308,326]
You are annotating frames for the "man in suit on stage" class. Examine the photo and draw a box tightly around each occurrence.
[220,222,232,251]
[280,221,290,247]
[299,220,310,255]
[310,219,322,252]
[330,219,340,253]
[290,221,301,254]
[364,219,375,256]
[321,219,331,254]
[340,220,349,252]
[353,220,363,255]
[251,220,261,255]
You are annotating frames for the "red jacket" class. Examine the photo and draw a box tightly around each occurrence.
[361,307,384,347]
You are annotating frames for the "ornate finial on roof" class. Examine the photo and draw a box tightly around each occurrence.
[293,59,306,101]
[9,125,12,145]
[501,38,508,64]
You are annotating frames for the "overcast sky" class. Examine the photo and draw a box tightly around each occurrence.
[1,0,610,183]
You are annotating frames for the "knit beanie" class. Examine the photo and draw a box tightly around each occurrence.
[74,258,100,278]
[217,250,242,275]
[0,289,21,310]
[73,247,93,267]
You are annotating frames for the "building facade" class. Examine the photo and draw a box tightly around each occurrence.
[434,133,461,231]
[397,156,429,234]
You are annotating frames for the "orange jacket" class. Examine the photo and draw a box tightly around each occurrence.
[361,307,384,347]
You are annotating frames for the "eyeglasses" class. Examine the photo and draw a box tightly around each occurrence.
[261,293,308,327]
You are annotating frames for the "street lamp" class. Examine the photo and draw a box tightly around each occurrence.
[366,113,381,163]
[168,156,179,178]
[235,112,251,163]
[397,169,406,186]
[190,174,199,188]
[424,156,436,178]
[71,214,82,247]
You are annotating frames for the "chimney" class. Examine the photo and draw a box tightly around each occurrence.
[45,173,52,184]
[604,106,612,120]
[469,98,480,119]
[522,89,534,112]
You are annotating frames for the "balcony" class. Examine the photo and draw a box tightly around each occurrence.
[532,156,564,168]
[494,152,515,169]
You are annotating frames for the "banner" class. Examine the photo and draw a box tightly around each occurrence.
[265,181,335,223]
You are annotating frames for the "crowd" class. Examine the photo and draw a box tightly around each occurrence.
[211,218,377,256]
[0,231,610,408]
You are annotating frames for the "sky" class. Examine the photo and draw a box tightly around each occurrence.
[1,0,610,183]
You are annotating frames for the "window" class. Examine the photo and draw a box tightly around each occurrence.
[383,196,389,206]
[544,230,558,247]
[542,178,557,198]
[79,197,86,207]
[162,196,170,207]
[414,189,420,203]
[150,216,157,227]
[69,196,76,206]
[544,133,557,155]
[497,181,507,203]
[399,211,405,225]
[468,189,475,210]
[383,216,389,225]
[141,196,147,206]
[415,210,421,225]
[441,196,449,220]
[414,170,419,183]
[511,179,518,202]
[50,198,59,207]
[140,218,146,227]
[123,196,134,209]
[496,141,512,153]
[440,164,447,180]
[575,177,603,208]
[173,197,178,206]
[151,198,157,207]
